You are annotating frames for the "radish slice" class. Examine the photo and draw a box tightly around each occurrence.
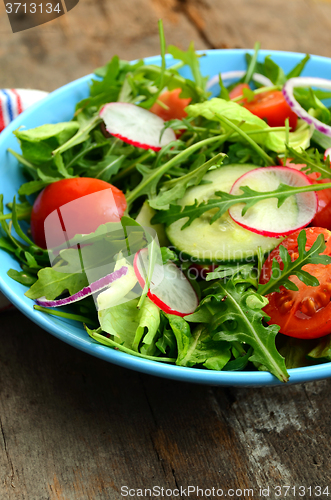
[36,266,128,308]
[99,102,176,151]
[229,166,318,237]
[325,148,331,161]
[133,248,199,317]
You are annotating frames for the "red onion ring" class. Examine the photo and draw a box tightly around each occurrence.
[36,266,128,308]
[207,71,273,90]
[282,77,331,137]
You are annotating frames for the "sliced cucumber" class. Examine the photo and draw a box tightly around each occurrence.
[136,201,170,247]
[166,164,283,262]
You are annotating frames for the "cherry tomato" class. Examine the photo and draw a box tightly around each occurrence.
[31,178,127,249]
[260,227,331,339]
[282,159,331,231]
[230,85,298,130]
[229,83,250,100]
[310,178,331,230]
[150,89,191,121]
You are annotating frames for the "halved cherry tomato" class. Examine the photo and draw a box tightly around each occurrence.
[260,227,331,339]
[282,159,331,231]
[311,179,331,229]
[150,89,191,121]
[229,83,250,100]
[31,178,127,249]
[230,85,298,130]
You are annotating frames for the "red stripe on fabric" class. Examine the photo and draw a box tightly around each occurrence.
[0,98,5,132]
[11,89,23,114]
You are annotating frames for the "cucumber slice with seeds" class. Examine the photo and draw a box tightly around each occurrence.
[166,164,283,262]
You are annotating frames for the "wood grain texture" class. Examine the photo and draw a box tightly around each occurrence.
[0,310,331,499]
[1,1,331,498]
[1,0,331,92]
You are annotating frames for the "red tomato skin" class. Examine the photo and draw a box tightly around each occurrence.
[260,227,331,339]
[282,159,331,231]
[310,179,331,230]
[149,89,191,121]
[242,90,298,130]
[31,178,127,249]
[229,83,250,100]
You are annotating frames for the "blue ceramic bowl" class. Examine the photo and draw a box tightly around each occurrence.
[1,49,331,387]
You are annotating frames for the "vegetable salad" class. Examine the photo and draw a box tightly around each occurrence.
[3,27,331,382]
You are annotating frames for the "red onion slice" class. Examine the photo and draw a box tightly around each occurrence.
[36,266,128,308]
[282,77,331,137]
[207,71,273,91]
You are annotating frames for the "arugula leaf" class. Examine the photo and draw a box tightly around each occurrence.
[149,152,225,209]
[25,258,89,300]
[8,148,39,178]
[152,180,331,228]
[264,56,286,85]
[286,146,331,179]
[125,135,225,207]
[206,262,257,283]
[53,153,74,179]
[18,180,50,196]
[202,281,288,382]
[167,315,231,369]
[167,42,208,100]
[286,54,310,79]
[218,74,230,100]
[86,326,176,363]
[155,318,177,358]
[243,42,261,84]
[84,154,125,181]
[223,347,253,371]
[223,142,266,166]
[0,237,16,253]
[160,247,177,265]
[258,231,331,295]
[7,269,37,286]
[75,56,125,113]
[52,114,102,156]
[2,198,32,221]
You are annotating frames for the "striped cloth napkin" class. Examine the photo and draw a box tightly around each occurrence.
[0,88,49,311]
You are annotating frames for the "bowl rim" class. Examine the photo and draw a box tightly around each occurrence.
[1,47,331,387]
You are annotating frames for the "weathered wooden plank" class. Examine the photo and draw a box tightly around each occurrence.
[142,375,331,497]
[3,306,331,499]
[180,0,331,57]
[1,0,331,94]
[0,309,176,499]
[0,0,208,92]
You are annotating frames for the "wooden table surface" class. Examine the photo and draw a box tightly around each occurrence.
[1,1,331,498]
